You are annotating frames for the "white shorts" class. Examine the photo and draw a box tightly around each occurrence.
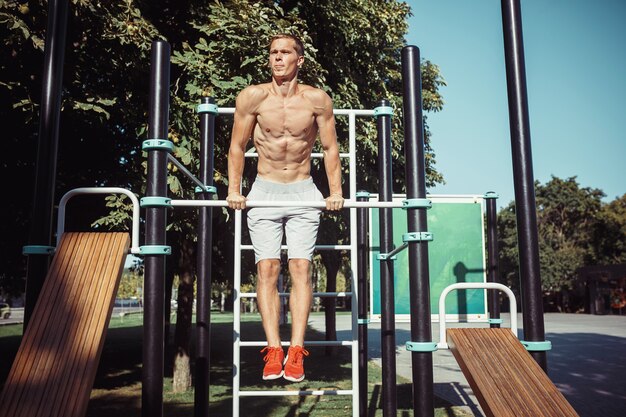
[246,177,323,263]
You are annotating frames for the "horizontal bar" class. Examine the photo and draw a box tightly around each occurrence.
[238,340,355,347]
[170,200,404,208]
[245,152,351,158]
[240,244,352,251]
[217,107,375,117]
[239,389,354,397]
[239,292,352,298]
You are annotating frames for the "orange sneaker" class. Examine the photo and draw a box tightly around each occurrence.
[283,345,309,382]
[261,346,284,380]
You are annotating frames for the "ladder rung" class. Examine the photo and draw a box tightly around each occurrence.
[239,292,352,298]
[239,340,355,347]
[239,389,354,397]
[240,244,352,251]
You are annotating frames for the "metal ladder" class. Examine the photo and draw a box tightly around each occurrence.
[230,109,377,417]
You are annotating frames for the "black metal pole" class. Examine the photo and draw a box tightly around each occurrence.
[24,0,69,328]
[376,99,397,417]
[501,0,547,370]
[194,97,216,417]
[356,190,370,417]
[142,40,170,417]
[485,192,501,328]
[402,46,434,417]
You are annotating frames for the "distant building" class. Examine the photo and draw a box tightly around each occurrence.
[577,264,626,315]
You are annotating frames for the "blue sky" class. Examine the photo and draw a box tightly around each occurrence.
[406,0,625,207]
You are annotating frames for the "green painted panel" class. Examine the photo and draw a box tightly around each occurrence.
[370,197,487,320]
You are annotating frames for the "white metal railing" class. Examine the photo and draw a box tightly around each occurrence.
[57,187,141,254]
[437,282,518,349]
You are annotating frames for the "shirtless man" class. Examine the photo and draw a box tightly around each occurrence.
[226,34,344,382]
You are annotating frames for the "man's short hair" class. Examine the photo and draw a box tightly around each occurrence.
[269,33,304,56]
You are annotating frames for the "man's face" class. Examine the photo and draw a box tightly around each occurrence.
[269,38,304,79]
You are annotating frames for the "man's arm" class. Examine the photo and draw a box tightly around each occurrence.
[227,87,259,209]
[315,90,344,211]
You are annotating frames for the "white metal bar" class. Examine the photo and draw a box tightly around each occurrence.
[245,152,351,158]
[217,107,375,118]
[437,282,518,349]
[240,292,352,298]
[239,340,355,347]
[239,389,354,397]
[348,111,359,417]
[233,209,243,417]
[170,199,404,208]
[57,187,141,254]
[240,244,352,251]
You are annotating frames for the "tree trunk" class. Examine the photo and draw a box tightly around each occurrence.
[321,250,341,356]
[172,238,195,393]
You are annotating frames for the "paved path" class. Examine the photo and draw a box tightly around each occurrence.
[308,313,626,417]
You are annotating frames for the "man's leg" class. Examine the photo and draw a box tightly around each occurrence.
[256,258,285,380]
[287,258,313,346]
[256,259,282,346]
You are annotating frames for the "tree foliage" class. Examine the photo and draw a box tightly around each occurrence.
[497,176,626,310]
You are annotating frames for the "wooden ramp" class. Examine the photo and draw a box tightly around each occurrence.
[447,328,579,417]
[0,232,130,417]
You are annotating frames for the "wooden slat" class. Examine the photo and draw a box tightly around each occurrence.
[0,232,129,417]
[447,328,579,417]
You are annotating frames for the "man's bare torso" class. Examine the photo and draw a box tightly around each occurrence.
[248,82,323,183]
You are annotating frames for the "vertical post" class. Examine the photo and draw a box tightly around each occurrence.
[402,46,435,417]
[24,0,69,328]
[142,40,171,417]
[501,0,547,369]
[356,190,370,417]
[194,97,216,417]
[376,99,397,417]
[484,192,501,327]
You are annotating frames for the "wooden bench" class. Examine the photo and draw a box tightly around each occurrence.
[0,232,130,417]
[447,328,579,417]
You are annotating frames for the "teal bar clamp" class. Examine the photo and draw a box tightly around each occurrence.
[357,318,370,325]
[402,232,433,242]
[373,106,394,118]
[22,245,55,255]
[142,139,175,152]
[402,198,432,209]
[406,341,438,352]
[355,191,371,199]
[196,103,218,114]
[140,197,172,208]
[376,253,397,261]
[139,245,172,255]
[195,185,217,194]
[521,340,552,351]
[488,318,504,324]
[484,191,499,199]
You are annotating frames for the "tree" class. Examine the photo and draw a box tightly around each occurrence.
[592,194,626,265]
[497,176,613,311]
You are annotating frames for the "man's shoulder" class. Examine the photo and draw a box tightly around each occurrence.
[300,85,332,107]
[236,83,271,112]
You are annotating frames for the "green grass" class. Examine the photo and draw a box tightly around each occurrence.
[0,312,472,417]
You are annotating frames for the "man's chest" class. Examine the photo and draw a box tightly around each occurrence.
[256,97,316,135]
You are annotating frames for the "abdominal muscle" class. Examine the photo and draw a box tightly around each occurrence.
[253,126,317,184]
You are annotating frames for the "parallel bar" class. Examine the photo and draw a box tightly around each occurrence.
[239,340,354,347]
[171,200,404,208]
[216,107,375,117]
[142,40,170,417]
[240,244,352,251]
[194,96,216,417]
[501,0,547,370]
[25,0,69,328]
[239,390,354,397]
[402,45,435,417]
[239,292,351,298]
[376,98,397,417]
[245,152,351,158]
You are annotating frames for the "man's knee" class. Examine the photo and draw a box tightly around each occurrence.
[289,259,312,283]
[257,259,281,284]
